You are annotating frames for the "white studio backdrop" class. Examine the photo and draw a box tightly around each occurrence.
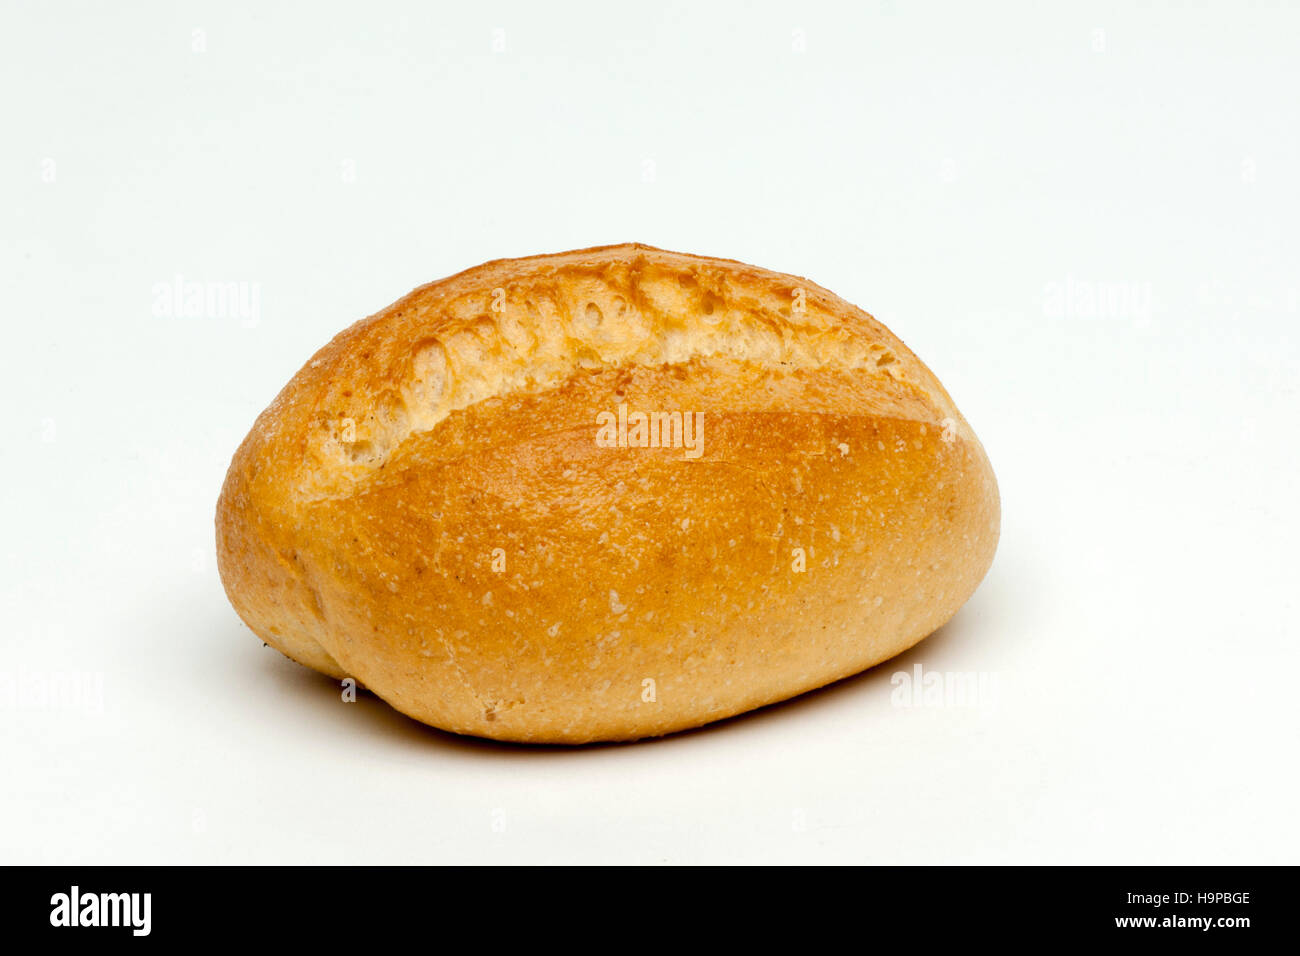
[0,1,1296,863]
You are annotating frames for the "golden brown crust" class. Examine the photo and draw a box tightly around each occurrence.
[216,243,999,742]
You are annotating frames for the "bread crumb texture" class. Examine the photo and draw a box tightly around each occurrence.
[216,244,999,743]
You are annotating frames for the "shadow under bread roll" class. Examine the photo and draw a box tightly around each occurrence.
[216,244,999,743]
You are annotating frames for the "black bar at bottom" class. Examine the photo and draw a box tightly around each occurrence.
[5,865,1284,942]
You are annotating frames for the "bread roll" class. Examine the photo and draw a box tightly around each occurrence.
[216,244,999,743]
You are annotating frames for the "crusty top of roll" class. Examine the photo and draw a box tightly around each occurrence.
[245,243,969,500]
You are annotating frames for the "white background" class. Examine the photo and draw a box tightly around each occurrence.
[2,0,1297,864]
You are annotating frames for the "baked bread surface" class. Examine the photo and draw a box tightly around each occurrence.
[216,243,999,742]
